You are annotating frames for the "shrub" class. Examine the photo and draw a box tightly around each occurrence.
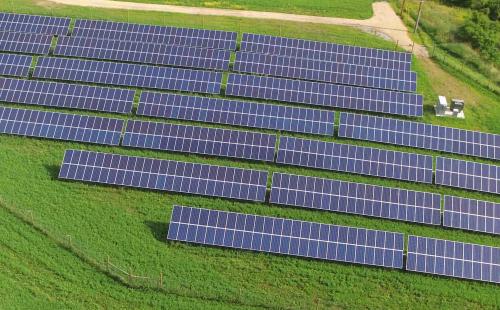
[458,12,499,61]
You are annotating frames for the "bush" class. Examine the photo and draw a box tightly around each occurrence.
[458,12,499,61]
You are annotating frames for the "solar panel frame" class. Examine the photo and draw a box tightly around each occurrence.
[233,51,417,92]
[0,13,70,36]
[226,73,423,117]
[276,136,433,183]
[0,31,52,55]
[406,235,500,284]
[339,112,500,161]
[270,172,441,225]
[33,57,222,94]
[168,205,405,269]
[122,120,277,162]
[240,33,412,71]
[58,149,268,201]
[443,195,500,235]
[54,36,231,71]
[0,53,32,77]
[435,157,500,195]
[0,77,135,114]
[72,19,238,51]
[0,106,124,145]
[137,92,335,136]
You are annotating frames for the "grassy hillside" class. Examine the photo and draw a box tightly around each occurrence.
[108,0,375,19]
[0,0,499,309]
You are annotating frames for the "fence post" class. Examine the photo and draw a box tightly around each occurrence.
[159,272,163,288]
[394,40,399,51]
[67,235,72,248]
[107,255,110,272]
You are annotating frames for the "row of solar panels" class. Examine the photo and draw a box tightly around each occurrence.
[2,104,499,193]
[168,206,500,284]
[0,13,411,70]
[57,149,499,234]
[0,52,422,117]
[1,74,496,160]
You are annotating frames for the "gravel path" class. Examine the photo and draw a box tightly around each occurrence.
[45,0,428,56]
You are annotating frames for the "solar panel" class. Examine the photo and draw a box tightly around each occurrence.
[122,120,277,162]
[72,19,237,51]
[406,235,500,284]
[0,13,70,35]
[33,57,222,94]
[240,33,412,71]
[0,53,32,77]
[339,112,500,161]
[443,196,500,235]
[0,77,134,114]
[270,172,441,225]
[276,136,433,183]
[435,157,500,195]
[137,92,335,136]
[59,150,268,201]
[0,32,52,55]
[0,106,124,145]
[226,74,423,117]
[168,205,405,268]
[54,36,231,71]
[234,52,417,92]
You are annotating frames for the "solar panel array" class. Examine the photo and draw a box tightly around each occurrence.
[406,235,500,284]
[0,77,134,114]
[226,74,423,117]
[168,205,405,269]
[0,53,32,77]
[55,37,231,71]
[72,19,238,50]
[276,136,433,183]
[0,13,70,35]
[339,112,500,161]
[122,120,277,162]
[435,157,500,195]
[59,150,268,201]
[0,32,52,55]
[234,52,417,92]
[137,92,335,136]
[443,196,500,235]
[0,106,123,145]
[270,173,441,225]
[240,33,412,71]
[33,57,222,94]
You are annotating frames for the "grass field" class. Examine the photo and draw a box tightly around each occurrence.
[0,0,500,308]
[109,0,375,19]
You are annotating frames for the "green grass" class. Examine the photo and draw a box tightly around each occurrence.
[109,0,375,19]
[0,0,500,309]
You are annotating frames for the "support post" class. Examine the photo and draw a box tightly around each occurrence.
[414,0,424,33]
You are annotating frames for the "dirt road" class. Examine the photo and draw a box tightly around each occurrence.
[44,0,428,56]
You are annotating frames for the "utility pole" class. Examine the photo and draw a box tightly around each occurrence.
[414,0,424,33]
[400,0,406,16]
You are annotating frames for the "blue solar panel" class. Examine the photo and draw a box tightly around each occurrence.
[0,106,123,145]
[240,33,412,71]
[435,157,500,195]
[137,92,335,136]
[72,19,237,50]
[407,235,500,284]
[226,74,423,117]
[33,57,222,94]
[0,13,70,35]
[122,120,277,162]
[0,53,32,77]
[339,112,500,161]
[443,195,500,235]
[0,32,52,55]
[168,205,405,269]
[270,172,441,225]
[234,52,417,92]
[55,36,231,71]
[59,150,268,201]
[276,136,433,183]
[0,77,134,114]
